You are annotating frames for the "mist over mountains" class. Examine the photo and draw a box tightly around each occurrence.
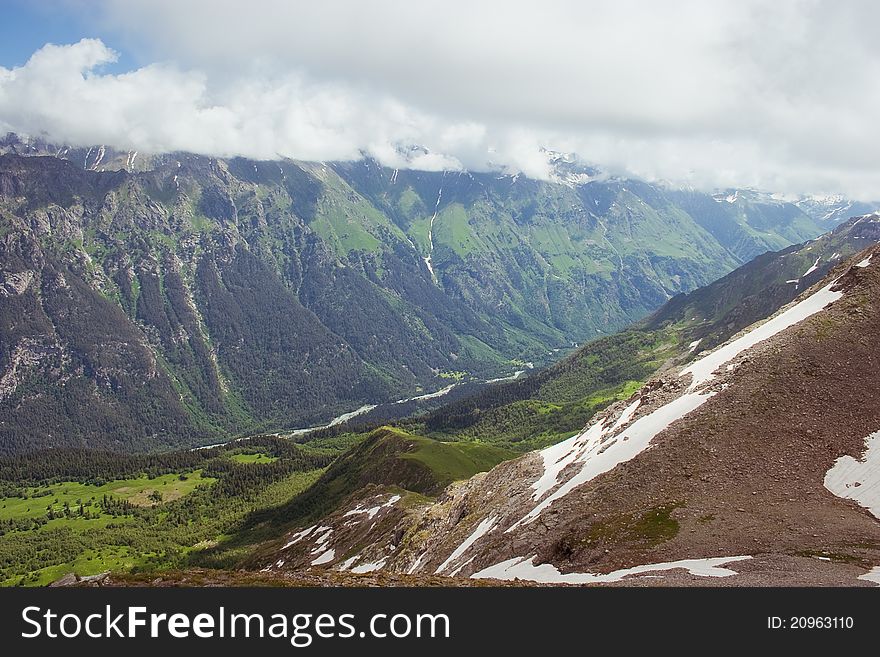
[3,132,867,453]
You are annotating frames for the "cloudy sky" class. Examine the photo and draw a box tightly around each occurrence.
[0,0,879,198]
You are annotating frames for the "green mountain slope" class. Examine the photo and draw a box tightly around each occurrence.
[0,144,829,453]
[254,426,514,527]
[188,426,515,569]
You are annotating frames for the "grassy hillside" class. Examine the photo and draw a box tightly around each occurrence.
[397,434,515,485]
[173,426,517,571]
[247,427,515,529]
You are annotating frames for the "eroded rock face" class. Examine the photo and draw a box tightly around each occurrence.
[0,270,33,296]
[0,336,65,402]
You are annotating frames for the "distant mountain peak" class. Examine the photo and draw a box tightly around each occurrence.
[794,194,880,224]
[539,147,602,187]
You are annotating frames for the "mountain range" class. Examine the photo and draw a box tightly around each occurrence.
[3,133,869,454]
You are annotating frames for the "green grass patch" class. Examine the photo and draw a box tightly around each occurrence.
[0,471,214,523]
[243,427,516,537]
[0,466,323,586]
[399,437,517,486]
[438,371,467,381]
[3,546,149,587]
[228,453,279,465]
[577,503,682,552]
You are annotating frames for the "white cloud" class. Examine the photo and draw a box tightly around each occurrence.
[1,0,880,199]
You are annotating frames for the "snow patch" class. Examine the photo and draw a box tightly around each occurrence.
[407,552,427,575]
[283,525,316,549]
[858,566,880,585]
[531,420,607,502]
[306,527,334,556]
[514,391,712,529]
[435,515,498,574]
[352,558,387,574]
[801,257,821,277]
[311,549,335,566]
[471,555,752,584]
[824,430,880,519]
[343,494,402,521]
[312,526,333,546]
[855,254,873,268]
[259,558,285,572]
[680,280,844,390]
[609,399,641,432]
[338,556,358,571]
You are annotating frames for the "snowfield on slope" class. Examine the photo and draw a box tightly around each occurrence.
[824,430,880,519]
[679,279,844,390]
[435,515,498,574]
[471,555,752,584]
[512,392,710,529]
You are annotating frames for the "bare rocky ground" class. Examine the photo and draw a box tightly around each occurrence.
[75,569,526,587]
[73,553,874,587]
[536,252,880,584]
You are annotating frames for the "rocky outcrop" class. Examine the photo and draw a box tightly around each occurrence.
[0,269,33,296]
